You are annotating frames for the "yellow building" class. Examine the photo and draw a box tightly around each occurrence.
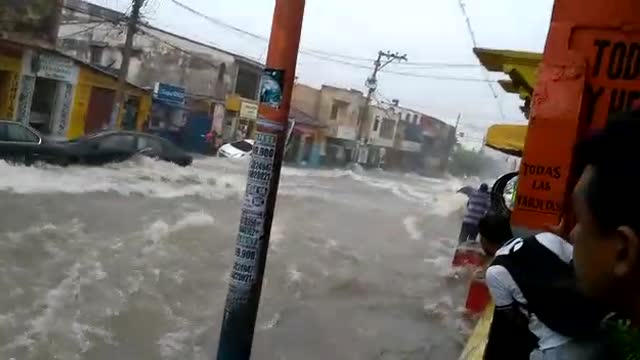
[225,94,259,139]
[68,64,151,139]
[0,39,151,139]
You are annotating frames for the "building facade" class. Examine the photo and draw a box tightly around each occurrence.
[367,105,399,166]
[291,84,365,166]
[0,39,150,139]
[0,0,62,48]
[58,0,263,143]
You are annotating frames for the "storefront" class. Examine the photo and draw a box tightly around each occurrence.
[0,38,151,139]
[147,82,188,144]
[67,64,151,138]
[286,108,326,167]
[16,49,79,138]
[224,94,258,142]
[0,43,22,121]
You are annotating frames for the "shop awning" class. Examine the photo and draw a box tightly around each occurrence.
[474,48,541,116]
[484,124,527,157]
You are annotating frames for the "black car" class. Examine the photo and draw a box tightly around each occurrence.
[0,120,70,165]
[64,131,193,166]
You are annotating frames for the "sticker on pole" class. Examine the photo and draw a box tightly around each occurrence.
[259,69,284,109]
[228,131,278,293]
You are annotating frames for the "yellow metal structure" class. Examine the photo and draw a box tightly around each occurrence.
[459,304,494,360]
[484,124,527,157]
[473,48,541,103]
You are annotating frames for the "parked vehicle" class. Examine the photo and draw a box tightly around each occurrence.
[64,131,193,166]
[0,120,71,166]
[217,139,255,159]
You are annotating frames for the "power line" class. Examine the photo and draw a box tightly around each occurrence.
[456,0,506,121]
[166,0,498,82]
[299,52,497,82]
[169,0,483,69]
[63,2,497,83]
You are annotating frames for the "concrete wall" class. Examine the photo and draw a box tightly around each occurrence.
[318,85,363,140]
[291,83,320,116]
[58,0,262,101]
[368,105,398,148]
[0,0,62,46]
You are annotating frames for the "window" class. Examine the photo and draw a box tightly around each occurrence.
[380,119,396,139]
[231,140,253,152]
[97,134,136,150]
[405,113,410,121]
[90,45,104,65]
[373,116,380,132]
[413,114,418,123]
[236,68,260,100]
[330,102,339,120]
[137,136,164,153]
[1,123,40,143]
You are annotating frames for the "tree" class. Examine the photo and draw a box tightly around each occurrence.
[448,144,494,177]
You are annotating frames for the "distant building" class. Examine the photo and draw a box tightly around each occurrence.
[292,83,365,166]
[0,0,62,48]
[367,105,400,166]
[57,0,263,145]
[286,107,327,167]
[0,39,151,138]
[420,114,456,172]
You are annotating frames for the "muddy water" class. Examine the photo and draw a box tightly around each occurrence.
[0,157,475,359]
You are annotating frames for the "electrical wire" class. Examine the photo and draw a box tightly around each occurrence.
[169,0,483,69]
[64,1,501,84]
[162,0,498,82]
[456,0,506,121]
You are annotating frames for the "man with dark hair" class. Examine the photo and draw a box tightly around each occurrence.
[459,183,491,243]
[480,210,605,360]
[570,110,640,359]
[478,213,514,257]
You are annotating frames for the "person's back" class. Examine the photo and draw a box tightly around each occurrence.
[465,185,491,224]
[459,183,491,243]
[479,214,605,359]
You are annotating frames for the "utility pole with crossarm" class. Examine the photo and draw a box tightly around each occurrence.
[355,51,407,164]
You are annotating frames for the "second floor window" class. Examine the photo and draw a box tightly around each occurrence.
[330,102,339,120]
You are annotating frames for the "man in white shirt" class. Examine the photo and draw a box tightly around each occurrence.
[478,214,604,360]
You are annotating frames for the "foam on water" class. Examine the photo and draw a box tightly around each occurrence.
[0,158,469,215]
[0,156,476,359]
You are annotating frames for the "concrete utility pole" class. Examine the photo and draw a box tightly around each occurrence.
[355,51,407,163]
[109,0,144,128]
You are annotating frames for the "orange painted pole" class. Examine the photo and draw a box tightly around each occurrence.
[511,0,640,234]
[216,1,305,359]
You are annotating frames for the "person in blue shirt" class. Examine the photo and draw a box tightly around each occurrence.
[459,183,491,243]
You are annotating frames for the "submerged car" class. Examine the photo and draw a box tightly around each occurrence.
[65,131,193,166]
[0,120,71,165]
[217,139,255,159]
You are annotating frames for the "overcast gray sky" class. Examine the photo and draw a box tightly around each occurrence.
[91,0,554,146]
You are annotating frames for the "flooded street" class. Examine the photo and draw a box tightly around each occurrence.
[0,157,475,360]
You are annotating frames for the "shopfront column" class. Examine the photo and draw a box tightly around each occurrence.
[16,75,35,125]
[51,82,75,136]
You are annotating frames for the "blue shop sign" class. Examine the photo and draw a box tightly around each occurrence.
[153,82,186,106]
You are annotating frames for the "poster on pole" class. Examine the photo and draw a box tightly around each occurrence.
[259,69,284,109]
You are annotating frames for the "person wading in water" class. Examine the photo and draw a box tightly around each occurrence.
[459,183,491,243]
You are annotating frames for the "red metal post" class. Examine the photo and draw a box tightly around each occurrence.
[216,1,305,359]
